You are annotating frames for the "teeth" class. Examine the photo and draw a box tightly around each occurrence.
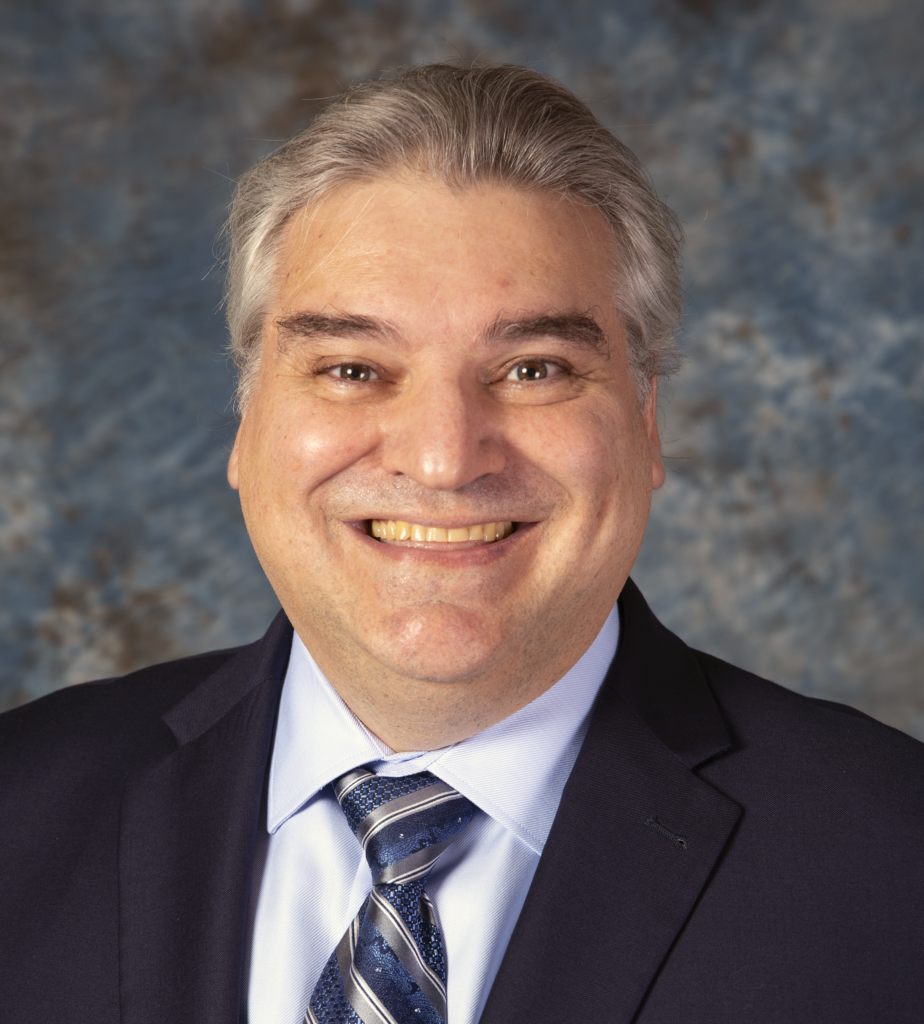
[370,520,514,543]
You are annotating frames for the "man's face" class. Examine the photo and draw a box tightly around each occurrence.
[229,176,663,698]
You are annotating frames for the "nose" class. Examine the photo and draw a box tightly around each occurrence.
[380,374,505,491]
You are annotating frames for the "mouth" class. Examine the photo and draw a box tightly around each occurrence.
[369,519,515,545]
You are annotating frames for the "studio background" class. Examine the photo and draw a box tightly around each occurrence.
[2,0,922,735]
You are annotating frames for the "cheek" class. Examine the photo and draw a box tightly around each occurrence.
[251,400,381,494]
[528,407,627,510]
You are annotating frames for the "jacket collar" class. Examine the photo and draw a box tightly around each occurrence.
[119,611,292,1024]
[479,578,741,1024]
[611,577,732,770]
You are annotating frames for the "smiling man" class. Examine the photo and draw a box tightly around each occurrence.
[2,63,924,1024]
[228,175,661,754]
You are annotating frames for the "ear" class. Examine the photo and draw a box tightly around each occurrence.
[227,430,241,491]
[645,377,665,491]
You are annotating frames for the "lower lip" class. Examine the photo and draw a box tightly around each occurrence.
[347,522,534,565]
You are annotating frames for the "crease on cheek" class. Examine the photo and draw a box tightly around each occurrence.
[285,409,380,468]
[509,425,609,505]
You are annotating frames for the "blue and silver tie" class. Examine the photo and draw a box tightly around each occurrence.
[306,767,476,1024]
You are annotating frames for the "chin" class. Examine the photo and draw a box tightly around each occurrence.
[366,608,506,684]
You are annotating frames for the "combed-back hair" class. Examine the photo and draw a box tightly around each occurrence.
[224,62,683,411]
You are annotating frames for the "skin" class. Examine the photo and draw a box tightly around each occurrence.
[228,175,664,752]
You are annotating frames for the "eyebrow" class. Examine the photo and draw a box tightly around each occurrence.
[274,309,608,353]
[483,312,608,354]
[275,311,396,344]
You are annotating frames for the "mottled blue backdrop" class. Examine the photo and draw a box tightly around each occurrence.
[1,0,922,733]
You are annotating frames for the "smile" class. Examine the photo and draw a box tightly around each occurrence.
[370,520,515,544]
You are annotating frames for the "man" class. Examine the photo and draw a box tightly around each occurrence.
[1,63,923,1024]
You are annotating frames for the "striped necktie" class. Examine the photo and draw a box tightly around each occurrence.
[306,767,476,1024]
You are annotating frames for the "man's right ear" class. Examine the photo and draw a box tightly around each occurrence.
[227,431,240,491]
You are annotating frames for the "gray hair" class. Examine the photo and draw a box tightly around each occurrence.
[224,62,683,412]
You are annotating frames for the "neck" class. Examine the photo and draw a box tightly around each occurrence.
[298,622,604,752]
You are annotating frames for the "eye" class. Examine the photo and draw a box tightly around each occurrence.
[326,363,380,382]
[505,360,560,382]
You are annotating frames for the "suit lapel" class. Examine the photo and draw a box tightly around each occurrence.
[119,613,292,1024]
[480,580,742,1024]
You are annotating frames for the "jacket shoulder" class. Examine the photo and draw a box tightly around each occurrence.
[0,645,247,782]
[692,647,924,787]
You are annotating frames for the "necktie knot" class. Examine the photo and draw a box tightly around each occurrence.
[334,768,476,885]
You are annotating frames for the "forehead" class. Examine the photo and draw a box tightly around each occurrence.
[272,175,618,326]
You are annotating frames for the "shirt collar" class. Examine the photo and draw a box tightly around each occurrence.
[267,604,619,856]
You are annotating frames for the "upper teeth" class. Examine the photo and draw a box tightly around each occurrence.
[371,520,514,543]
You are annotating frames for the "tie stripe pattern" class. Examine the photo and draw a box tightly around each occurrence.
[307,768,475,1024]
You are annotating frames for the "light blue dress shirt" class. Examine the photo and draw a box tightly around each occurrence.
[246,603,619,1024]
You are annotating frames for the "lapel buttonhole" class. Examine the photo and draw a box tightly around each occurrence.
[646,816,688,850]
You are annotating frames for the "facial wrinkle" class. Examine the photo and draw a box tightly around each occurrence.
[320,462,565,524]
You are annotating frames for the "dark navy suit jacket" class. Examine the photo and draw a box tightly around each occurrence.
[2,579,923,1023]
